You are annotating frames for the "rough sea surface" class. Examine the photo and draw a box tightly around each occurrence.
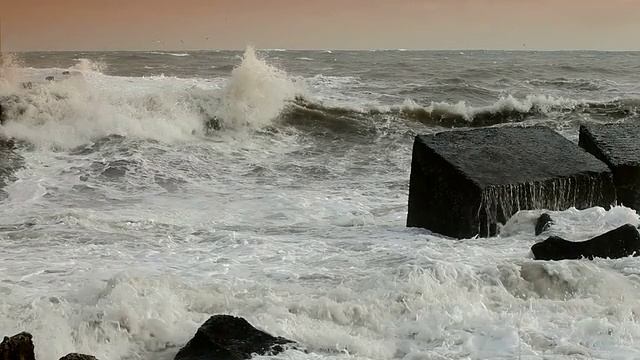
[1,48,640,360]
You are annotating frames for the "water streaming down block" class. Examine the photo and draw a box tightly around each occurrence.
[407,126,616,239]
[579,123,640,212]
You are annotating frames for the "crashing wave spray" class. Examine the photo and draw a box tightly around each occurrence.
[212,45,303,129]
[0,66,205,149]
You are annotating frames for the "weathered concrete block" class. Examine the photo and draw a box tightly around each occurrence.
[579,123,640,212]
[407,126,616,239]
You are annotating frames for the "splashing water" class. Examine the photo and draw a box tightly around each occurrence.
[72,58,108,74]
[214,46,304,129]
[0,53,25,93]
[0,47,308,149]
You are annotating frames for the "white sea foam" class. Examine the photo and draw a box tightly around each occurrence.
[2,49,640,360]
[0,47,307,148]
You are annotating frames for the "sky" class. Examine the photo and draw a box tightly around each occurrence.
[1,0,639,51]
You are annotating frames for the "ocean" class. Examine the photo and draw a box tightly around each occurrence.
[1,48,640,360]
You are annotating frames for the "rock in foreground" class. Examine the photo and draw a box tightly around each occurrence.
[0,332,35,360]
[407,126,616,238]
[531,223,640,260]
[175,315,299,360]
[579,123,640,212]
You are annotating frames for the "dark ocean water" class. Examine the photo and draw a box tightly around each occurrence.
[1,49,640,360]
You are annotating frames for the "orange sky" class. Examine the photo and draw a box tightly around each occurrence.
[2,0,639,51]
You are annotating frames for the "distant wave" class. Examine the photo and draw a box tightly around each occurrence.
[148,52,190,57]
[280,95,639,130]
[1,48,638,149]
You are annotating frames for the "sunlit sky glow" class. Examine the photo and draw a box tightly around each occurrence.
[2,0,639,51]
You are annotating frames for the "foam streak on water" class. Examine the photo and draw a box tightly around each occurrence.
[1,48,640,360]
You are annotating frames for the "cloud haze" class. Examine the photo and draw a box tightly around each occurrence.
[2,0,639,51]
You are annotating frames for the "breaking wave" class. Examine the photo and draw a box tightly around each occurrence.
[1,46,638,149]
[285,95,639,130]
[0,46,304,148]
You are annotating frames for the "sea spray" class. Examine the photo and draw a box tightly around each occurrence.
[0,74,204,149]
[0,53,25,93]
[213,45,303,129]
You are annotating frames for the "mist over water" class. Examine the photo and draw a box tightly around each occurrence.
[1,47,640,360]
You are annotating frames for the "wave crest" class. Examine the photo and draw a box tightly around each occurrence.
[1,48,638,148]
[212,46,303,129]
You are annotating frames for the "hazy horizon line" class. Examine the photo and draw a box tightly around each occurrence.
[4,47,640,53]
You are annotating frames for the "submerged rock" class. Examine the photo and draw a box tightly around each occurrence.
[406,126,616,239]
[531,223,640,260]
[579,123,640,212]
[535,213,554,236]
[0,332,35,360]
[59,354,99,360]
[204,116,222,132]
[175,315,300,360]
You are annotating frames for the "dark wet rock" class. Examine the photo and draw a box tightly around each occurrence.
[407,126,616,239]
[204,117,221,132]
[0,332,36,360]
[532,223,640,261]
[45,76,55,81]
[59,354,99,360]
[535,213,554,236]
[579,123,640,212]
[62,71,71,76]
[175,315,301,360]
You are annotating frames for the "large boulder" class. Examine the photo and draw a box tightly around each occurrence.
[0,332,35,360]
[579,123,640,212]
[531,223,640,260]
[175,315,300,360]
[407,126,616,238]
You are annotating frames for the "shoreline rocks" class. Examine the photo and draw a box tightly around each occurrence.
[175,315,302,360]
[532,223,640,261]
[2,315,301,360]
[0,332,35,360]
[535,213,554,236]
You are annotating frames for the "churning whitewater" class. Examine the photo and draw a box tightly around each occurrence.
[1,48,640,360]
